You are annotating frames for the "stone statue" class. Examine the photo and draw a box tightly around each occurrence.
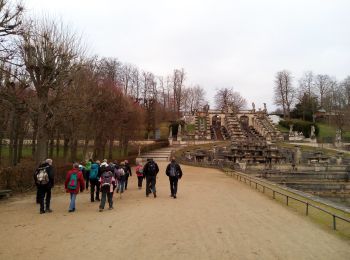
[335,129,342,147]
[252,102,255,111]
[263,103,267,112]
[289,124,294,136]
[310,125,316,139]
[169,127,173,138]
[203,104,210,113]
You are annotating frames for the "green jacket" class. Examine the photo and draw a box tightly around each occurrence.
[85,161,92,171]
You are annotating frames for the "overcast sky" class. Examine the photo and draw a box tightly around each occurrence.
[24,0,350,111]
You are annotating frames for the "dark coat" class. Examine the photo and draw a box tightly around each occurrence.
[166,161,183,179]
[143,160,159,178]
[33,162,55,188]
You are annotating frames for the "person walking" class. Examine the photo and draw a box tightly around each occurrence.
[135,161,144,189]
[65,162,85,212]
[165,157,183,199]
[84,159,92,190]
[115,162,127,197]
[34,159,54,214]
[124,160,132,190]
[89,161,100,202]
[99,166,116,212]
[143,158,159,198]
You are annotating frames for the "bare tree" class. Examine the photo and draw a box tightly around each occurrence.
[0,0,24,60]
[172,68,185,116]
[274,70,295,119]
[314,74,334,109]
[215,87,246,112]
[18,18,82,162]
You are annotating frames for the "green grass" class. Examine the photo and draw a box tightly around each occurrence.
[277,124,289,133]
[317,123,350,139]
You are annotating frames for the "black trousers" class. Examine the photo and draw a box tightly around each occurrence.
[169,177,179,196]
[37,186,51,212]
[100,187,113,209]
[146,176,156,195]
[84,170,90,190]
[125,175,129,190]
[137,176,143,188]
[90,179,100,201]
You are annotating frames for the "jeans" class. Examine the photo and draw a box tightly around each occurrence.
[117,180,125,193]
[38,186,51,212]
[100,187,113,209]
[137,176,143,188]
[69,193,77,211]
[169,177,179,196]
[90,179,100,201]
[146,176,156,195]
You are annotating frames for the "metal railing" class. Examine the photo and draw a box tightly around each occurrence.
[226,170,350,231]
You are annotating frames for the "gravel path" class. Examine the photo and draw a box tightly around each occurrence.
[0,162,349,259]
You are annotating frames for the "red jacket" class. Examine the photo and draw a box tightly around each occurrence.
[65,169,85,194]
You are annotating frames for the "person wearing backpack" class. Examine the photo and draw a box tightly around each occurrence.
[135,161,144,189]
[143,158,159,198]
[33,158,54,214]
[116,162,127,196]
[124,160,132,190]
[89,161,100,202]
[165,157,183,199]
[65,162,85,212]
[84,159,92,190]
[99,166,116,212]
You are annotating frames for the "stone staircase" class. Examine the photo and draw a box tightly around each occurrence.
[137,147,174,162]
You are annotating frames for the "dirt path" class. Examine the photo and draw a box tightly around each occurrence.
[0,162,349,260]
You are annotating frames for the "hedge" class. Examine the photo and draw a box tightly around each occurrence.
[279,120,319,138]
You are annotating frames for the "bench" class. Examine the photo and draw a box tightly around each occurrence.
[0,189,12,199]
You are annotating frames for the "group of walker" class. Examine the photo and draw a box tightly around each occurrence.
[34,157,183,214]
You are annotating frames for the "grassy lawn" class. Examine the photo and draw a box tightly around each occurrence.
[277,124,289,133]
[317,123,350,139]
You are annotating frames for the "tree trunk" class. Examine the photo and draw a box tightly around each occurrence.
[108,139,113,160]
[17,135,24,164]
[36,103,49,163]
[56,133,60,158]
[49,137,54,158]
[70,138,78,162]
[82,136,89,160]
[31,116,38,157]
[63,137,70,162]
[0,130,3,165]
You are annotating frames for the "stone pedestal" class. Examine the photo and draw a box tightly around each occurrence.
[294,145,302,165]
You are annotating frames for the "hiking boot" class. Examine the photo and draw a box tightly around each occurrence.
[99,208,103,212]
[173,195,177,199]
[108,207,113,210]
[153,192,157,198]
[46,209,53,213]
[68,209,74,213]
[40,210,45,214]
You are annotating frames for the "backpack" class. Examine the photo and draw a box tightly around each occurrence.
[101,171,113,187]
[148,161,157,176]
[36,167,49,185]
[115,168,125,179]
[89,167,98,180]
[169,164,177,177]
[67,172,78,190]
